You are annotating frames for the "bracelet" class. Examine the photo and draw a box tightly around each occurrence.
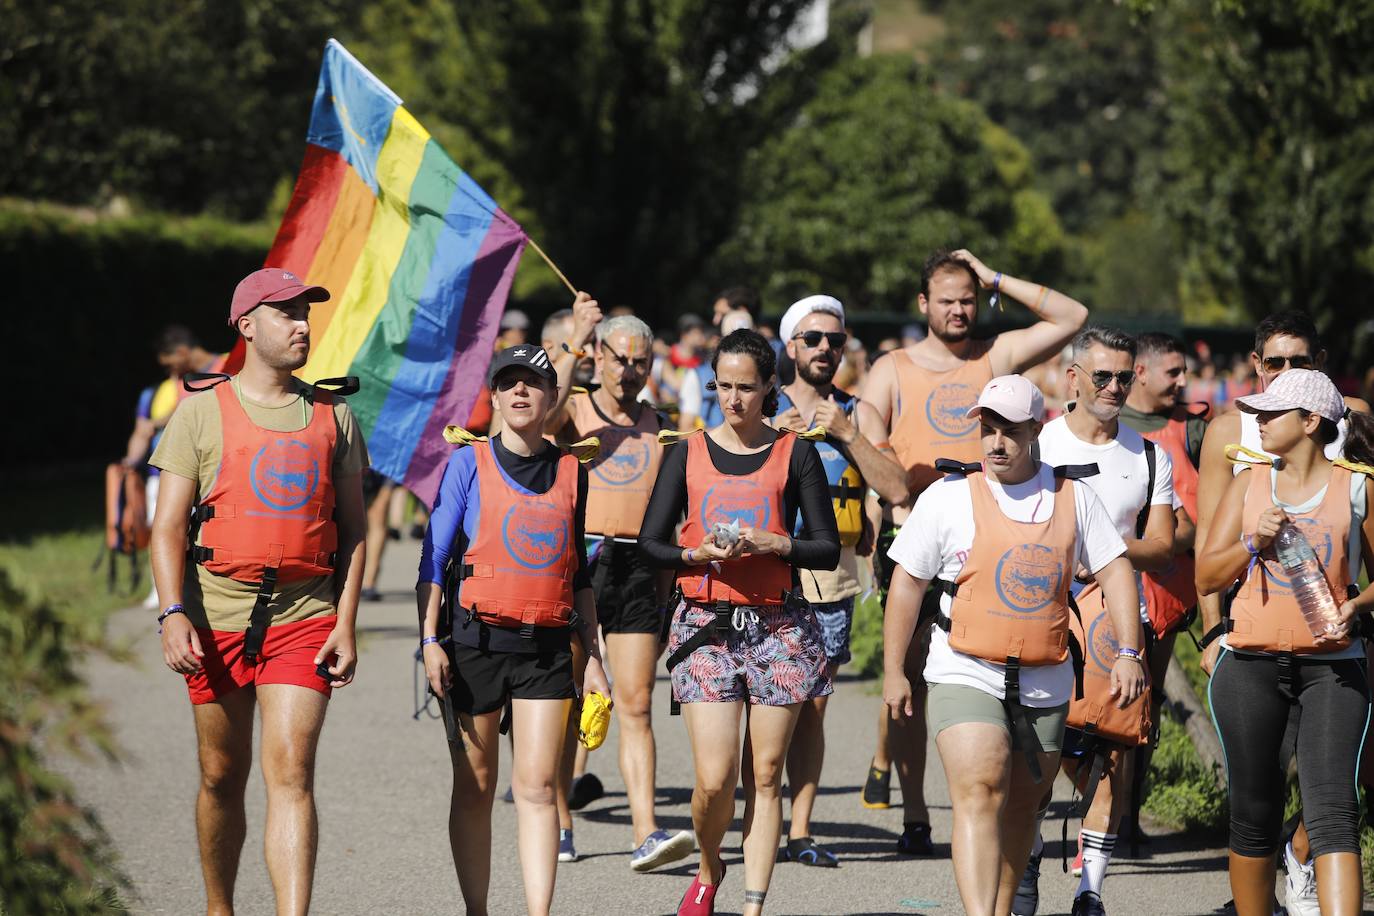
[421,635,440,647]
[156,604,186,634]
[1243,534,1259,556]
[561,342,589,359]
[1032,285,1050,311]
[1116,647,1144,663]
[990,272,1003,311]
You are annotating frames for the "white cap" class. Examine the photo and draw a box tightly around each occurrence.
[779,295,845,342]
[966,375,1046,423]
[1236,368,1346,424]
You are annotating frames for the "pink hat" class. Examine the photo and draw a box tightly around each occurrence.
[1236,368,1346,423]
[229,268,329,327]
[966,374,1046,423]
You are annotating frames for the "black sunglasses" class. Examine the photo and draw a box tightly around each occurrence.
[1261,354,1314,373]
[1072,363,1135,391]
[792,330,848,350]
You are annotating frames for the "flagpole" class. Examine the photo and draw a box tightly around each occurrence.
[525,236,577,295]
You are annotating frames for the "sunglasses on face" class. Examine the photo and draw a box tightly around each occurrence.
[1072,364,1135,390]
[1261,354,1314,373]
[792,330,848,350]
[494,374,542,392]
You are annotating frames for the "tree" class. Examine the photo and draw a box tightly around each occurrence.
[1139,0,1374,362]
[714,54,1066,313]
[348,0,865,318]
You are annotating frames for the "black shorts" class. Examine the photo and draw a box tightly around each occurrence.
[449,642,575,715]
[589,538,661,635]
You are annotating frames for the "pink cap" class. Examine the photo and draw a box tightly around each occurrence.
[1236,368,1346,423]
[229,268,329,326]
[966,374,1046,423]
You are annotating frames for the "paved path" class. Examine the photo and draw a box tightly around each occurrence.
[67,549,1246,915]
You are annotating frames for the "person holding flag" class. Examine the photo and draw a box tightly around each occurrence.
[770,294,909,867]
[418,343,611,916]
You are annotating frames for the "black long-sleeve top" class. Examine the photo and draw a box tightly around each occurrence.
[638,432,841,576]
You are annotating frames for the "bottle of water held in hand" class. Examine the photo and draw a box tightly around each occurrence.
[1273,522,1344,638]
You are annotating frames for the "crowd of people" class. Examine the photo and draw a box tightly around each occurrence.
[121,255,1374,916]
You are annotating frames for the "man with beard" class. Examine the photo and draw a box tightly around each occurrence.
[859,249,1089,856]
[1022,327,1174,916]
[150,268,368,915]
[769,295,910,867]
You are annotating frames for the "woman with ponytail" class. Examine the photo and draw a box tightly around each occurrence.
[1197,369,1374,916]
[639,328,840,915]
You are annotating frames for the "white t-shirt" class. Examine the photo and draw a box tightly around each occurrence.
[679,367,703,419]
[1236,411,1346,475]
[888,462,1128,706]
[1037,416,1175,621]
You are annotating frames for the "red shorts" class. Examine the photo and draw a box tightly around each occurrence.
[184,615,336,705]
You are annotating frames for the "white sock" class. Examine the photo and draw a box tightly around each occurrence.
[1031,804,1050,858]
[1076,830,1115,897]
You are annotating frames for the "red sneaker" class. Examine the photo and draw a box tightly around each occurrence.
[678,861,726,915]
[1072,833,1084,877]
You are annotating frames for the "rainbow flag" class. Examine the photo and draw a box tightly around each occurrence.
[260,38,526,505]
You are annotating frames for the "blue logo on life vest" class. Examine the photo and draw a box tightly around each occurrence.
[701,480,770,531]
[250,438,319,512]
[1264,516,1336,592]
[591,432,650,487]
[1087,611,1118,675]
[502,501,568,570]
[925,383,979,438]
[994,544,1063,613]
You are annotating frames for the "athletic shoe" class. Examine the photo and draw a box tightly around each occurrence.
[1070,891,1106,916]
[1011,850,1041,916]
[568,772,605,811]
[558,828,577,863]
[677,861,725,916]
[360,587,383,602]
[1072,832,1084,877]
[780,836,839,867]
[1283,839,1319,916]
[896,821,934,856]
[861,762,891,809]
[631,829,696,872]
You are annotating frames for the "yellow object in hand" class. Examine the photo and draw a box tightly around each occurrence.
[579,691,613,750]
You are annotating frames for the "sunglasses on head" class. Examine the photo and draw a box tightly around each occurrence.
[792,330,848,350]
[1072,363,1135,390]
[1261,354,1314,373]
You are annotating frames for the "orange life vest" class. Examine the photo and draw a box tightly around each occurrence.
[193,380,338,583]
[1138,405,1203,635]
[1067,581,1151,746]
[104,463,150,554]
[566,391,663,538]
[944,467,1077,667]
[677,430,796,606]
[459,441,579,631]
[1227,464,1354,655]
[889,343,994,496]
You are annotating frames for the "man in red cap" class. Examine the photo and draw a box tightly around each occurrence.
[149,267,369,916]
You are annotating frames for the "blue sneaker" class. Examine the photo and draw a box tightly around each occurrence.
[558,828,577,863]
[631,829,696,872]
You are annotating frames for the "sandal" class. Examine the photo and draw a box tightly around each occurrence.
[783,836,838,868]
[861,761,891,809]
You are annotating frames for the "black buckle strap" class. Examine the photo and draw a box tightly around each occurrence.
[1198,620,1229,648]
[183,372,231,393]
[191,505,215,523]
[1053,463,1100,480]
[310,376,360,397]
[658,585,682,645]
[1276,651,1296,703]
[829,479,863,506]
[242,565,279,664]
[935,459,981,476]
[190,545,215,564]
[665,599,734,716]
[1003,657,1045,783]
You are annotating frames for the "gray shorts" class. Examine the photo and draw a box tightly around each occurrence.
[927,683,1069,752]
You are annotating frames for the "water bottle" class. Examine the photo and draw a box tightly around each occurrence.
[1272,522,1344,638]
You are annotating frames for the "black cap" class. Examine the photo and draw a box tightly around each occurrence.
[489,344,557,386]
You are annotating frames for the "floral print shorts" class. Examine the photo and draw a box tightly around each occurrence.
[666,599,833,707]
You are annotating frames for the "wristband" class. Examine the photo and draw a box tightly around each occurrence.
[561,342,589,359]
[990,272,1003,311]
[1243,534,1259,556]
[156,604,186,634]
[1116,647,1144,663]
[421,635,441,648]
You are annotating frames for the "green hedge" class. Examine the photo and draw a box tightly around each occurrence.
[0,199,271,470]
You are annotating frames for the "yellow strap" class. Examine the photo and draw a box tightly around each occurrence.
[571,385,589,396]
[443,425,488,447]
[1335,457,1374,477]
[568,436,600,464]
[798,426,827,442]
[1224,444,1274,467]
[658,428,702,445]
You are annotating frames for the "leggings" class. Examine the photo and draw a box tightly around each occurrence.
[1209,648,1370,858]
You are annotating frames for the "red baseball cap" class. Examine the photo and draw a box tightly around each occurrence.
[229,268,329,327]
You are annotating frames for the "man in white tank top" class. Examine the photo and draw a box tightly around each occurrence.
[1193,311,1369,916]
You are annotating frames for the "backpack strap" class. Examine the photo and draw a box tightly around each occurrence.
[1135,439,1156,539]
[935,458,981,476]
[1054,463,1100,480]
